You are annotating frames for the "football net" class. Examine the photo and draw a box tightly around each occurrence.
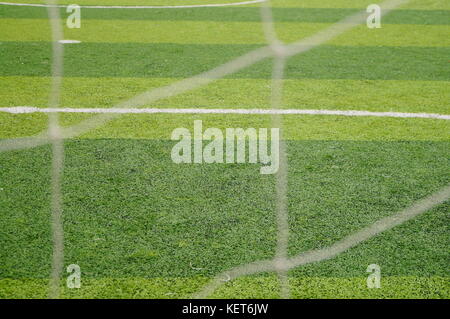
[1,0,449,299]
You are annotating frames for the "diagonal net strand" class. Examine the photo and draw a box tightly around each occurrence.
[193,184,450,298]
[0,0,411,154]
[46,0,65,299]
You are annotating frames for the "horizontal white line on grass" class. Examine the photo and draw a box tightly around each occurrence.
[1,106,449,120]
[0,0,266,9]
[58,40,81,44]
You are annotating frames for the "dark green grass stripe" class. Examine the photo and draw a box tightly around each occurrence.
[0,145,53,279]
[1,42,448,80]
[0,6,449,25]
[0,140,448,279]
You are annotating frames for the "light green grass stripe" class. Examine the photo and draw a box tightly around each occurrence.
[0,19,324,45]
[1,19,449,47]
[0,19,266,44]
[1,77,448,114]
[1,0,261,6]
[3,0,450,10]
[327,24,450,47]
[0,112,448,141]
[0,276,448,299]
[271,0,450,10]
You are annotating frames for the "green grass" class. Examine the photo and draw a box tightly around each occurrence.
[1,113,449,141]
[2,6,449,24]
[1,42,448,80]
[1,77,449,112]
[1,276,449,298]
[0,0,449,299]
[0,140,449,298]
[1,0,266,5]
[2,0,450,10]
[1,19,449,46]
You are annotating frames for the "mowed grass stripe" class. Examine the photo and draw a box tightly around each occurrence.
[270,0,450,10]
[0,140,448,279]
[1,19,449,47]
[1,276,448,299]
[1,76,449,114]
[1,5,449,24]
[3,0,450,9]
[2,0,450,10]
[0,0,262,5]
[327,24,450,47]
[0,42,448,80]
[1,113,449,140]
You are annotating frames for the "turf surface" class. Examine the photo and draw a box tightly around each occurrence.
[0,0,449,299]
[1,42,449,80]
[1,140,449,298]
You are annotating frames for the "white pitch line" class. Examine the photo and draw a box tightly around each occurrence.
[0,0,266,9]
[58,40,81,44]
[0,0,429,153]
[1,106,449,120]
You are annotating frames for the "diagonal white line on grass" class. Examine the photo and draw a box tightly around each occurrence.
[194,184,450,298]
[1,107,449,120]
[0,0,266,9]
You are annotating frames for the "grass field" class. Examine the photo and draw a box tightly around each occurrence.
[0,0,449,299]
